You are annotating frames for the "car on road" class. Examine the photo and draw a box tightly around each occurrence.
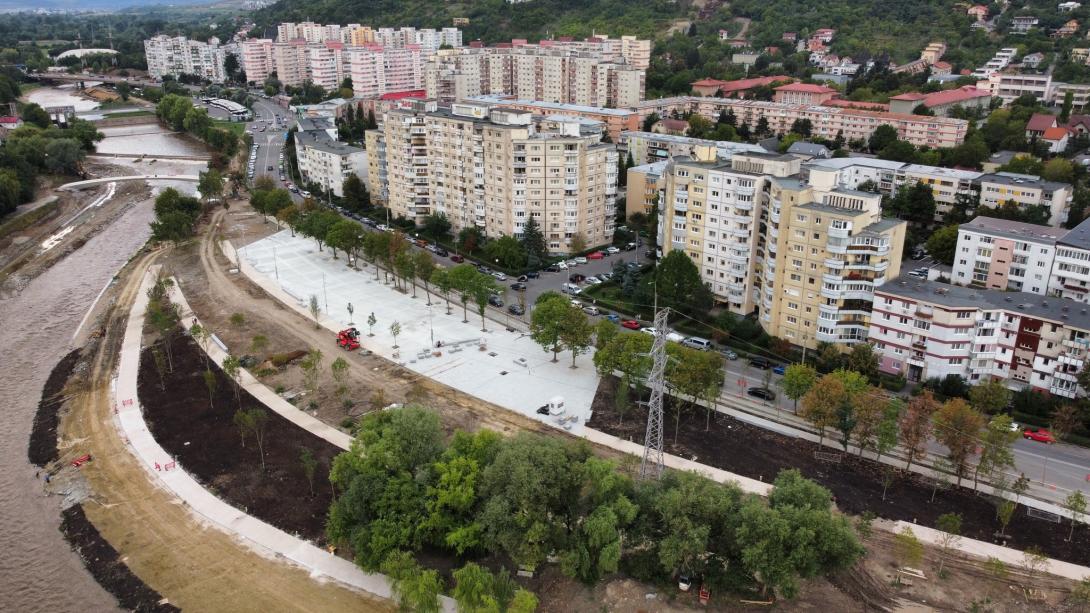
[563,283,582,294]
[749,357,773,369]
[425,244,438,253]
[641,327,657,336]
[1023,428,1055,444]
[606,314,620,323]
[450,254,464,263]
[747,387,776,401]
[267,165,273,171]
[720,349,738,360]
[587,251,604,260]
[621,319,641,330]
[569,273,586,283]
[510,282,526,291]
[435,248,449,257]
[301,191,311,198]
[605,246,621,255]
[546,264,561,272]
[488,295,504,307]
[508,304,525,316]
[574,256,588,264]
[586,276,603,285]
[583,305,600,316]
[772,365,786,375]
[526,271,540,279]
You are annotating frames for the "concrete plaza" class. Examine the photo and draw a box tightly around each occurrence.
[238,230,600,433]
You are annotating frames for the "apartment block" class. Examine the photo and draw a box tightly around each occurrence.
[466,95,641,142]
[635,97,970,148]
[871,277,1088,398]
[1050,215,1090,302]
[294,117,368,197]
[978,172,1071,226]
[348,45,426,98]
[368,101,617,253]
[423,40,648,107]
[619,131,767,166]
[240,38,274,82]
[656,150,906,347]
[144,35,227,83]
[626,161,668,219]
[951,216,1063,292]
[276,23,462,49]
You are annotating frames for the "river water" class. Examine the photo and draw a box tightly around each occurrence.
[1,86,204,610]
[95,125,208,157]
[22,83,101,113]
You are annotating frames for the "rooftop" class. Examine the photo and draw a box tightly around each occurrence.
[960,216,1067,244]
[979,171,1068,191]
[1043,126,1069,140]
[796,201,870,217]
[1027,112,1058,132]
[774,82,836,94]
[1059,214,1090,250]
[294,129,364,156]
[879,277,1090,329]
[466,94,636,117]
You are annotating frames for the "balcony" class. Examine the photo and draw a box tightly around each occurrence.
[828,226,851,239]
[824,258,845,269]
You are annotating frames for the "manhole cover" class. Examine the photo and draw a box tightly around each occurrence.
[488,352,498,357]
[499,371,508,376]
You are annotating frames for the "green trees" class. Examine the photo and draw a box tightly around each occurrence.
[781,364,817,413]
[975,413,1017,490]
[926,225,960,266]
[932,398,986,486]
[653,250,713,316]
[150,187,202,244]
[452,563,536,612]
[484,235,527,270]
[325,219,365,261]
[1065,490,1087,542]
[520,216,547,264]
[21,103,51,129]
[531,292,592,366]
[197,169,224,203]
[422,212,452,239]
[342,174,370,213]
[901,391,939,471]
[868,124,899,153]
[381,551,443,613]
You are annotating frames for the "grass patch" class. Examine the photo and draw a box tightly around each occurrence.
[103,110,154,118]
[0,200,59,240]
[213,120,246,137]
[19,82,41,94]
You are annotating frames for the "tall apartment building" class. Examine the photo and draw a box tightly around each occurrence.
[950,216,1063,292]
[621,131,774,166]
[871,277,1088,397]
[466,95,641,142]
[635,97,970,148]
[271,40,309,87]
[240,38,274,83]
[144,35,227,83]
[294,117,368,197]
[1051,216,1090,302]
[348,45,425,97]
[657,151,907,347]
[626,160,669,219]
[423,42,647,107]
[275,22,462,49]
[367,101,617,252]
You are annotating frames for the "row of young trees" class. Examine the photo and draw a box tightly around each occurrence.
[327,407,863,609]
[156,93,241,166]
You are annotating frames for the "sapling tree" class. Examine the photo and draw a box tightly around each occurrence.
[222,354,243,409]
[894,527,924,568]
[1065,490,1087,542]
[152,347,168,391]
[202,368,217,410]
[234,408,270,471]
[935,512,962,576]
[367,312,377,337]
[300,447,318,496]
[309,294,321,328]
[390,320,401,349]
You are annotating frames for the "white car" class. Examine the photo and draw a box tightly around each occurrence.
[493,272,507,281]
[586,276,603,285]
[575,256,588,264]
[605,246,620,255]
[557,261,569,270]
[566,259,579,267]
[641,327,657,336]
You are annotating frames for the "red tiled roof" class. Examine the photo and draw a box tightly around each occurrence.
[824,99,890,111]
[691,78,729,87]
[890,92,927,101]
[379,89,426,100]
[692,75,794,92]
[1068,114,1090,128]
[658,118,689,131]
[1027,113,1058,132]
[919,85,992,107]
[774,83,836,94]
[0,116,19,124]
[1043,126,1069,140]
[933,61,953,70]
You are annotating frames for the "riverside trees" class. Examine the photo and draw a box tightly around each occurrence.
[326,407,863,606]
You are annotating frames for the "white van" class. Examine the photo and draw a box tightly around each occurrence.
[682,336,712,351]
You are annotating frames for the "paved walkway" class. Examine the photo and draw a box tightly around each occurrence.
[224,237,1090,584]
[235,231,599,434]
[57,175,199,191]
[113,266,454,611]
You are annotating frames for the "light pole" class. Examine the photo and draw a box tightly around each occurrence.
[272,245,279,281]
[322,272,328,312]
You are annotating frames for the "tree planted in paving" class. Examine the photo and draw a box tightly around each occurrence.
[414,251,437,304]
[390,320,402,349]
[800,374,846,446]
[1066,490,1087,542]
[559,305,593,368]
[932,397,986,486]
[431,268,453,314]
[308,294,321,328]
[531,293,570,362]
[781,363,817,413]
[366,312,377,337]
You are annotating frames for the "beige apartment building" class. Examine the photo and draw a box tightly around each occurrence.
[659,152,907,348]
[368,101,617,253]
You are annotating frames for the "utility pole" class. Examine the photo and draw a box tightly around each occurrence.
[639,306,670,481]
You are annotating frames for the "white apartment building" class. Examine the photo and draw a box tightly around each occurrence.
[1050,215,1090,302]
[366,101,617,252]
[872,277,1088,398]
[619,131,767,166]
[144,35,227,83]
[348,45,425,98]
[275,22,462,49]
[294,117,368,197]
[978,172,1071,227]
[271,40,309,87]
[971,47,1018,79]
[951,216,1062,293]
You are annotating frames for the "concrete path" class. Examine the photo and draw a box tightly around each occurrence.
[112,266,454,611]
[57,175,199,191]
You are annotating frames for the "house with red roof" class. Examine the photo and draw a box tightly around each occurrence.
[888,86,993,116]
[0,115,21,142]
[812,28,836,43]
[782,32,797,42]
[967,5,988,21]
[1042,126,1070,153]
[690,75,795,98]
[652,118,690,136]
[932,61,953,75]
[1026,113,1058,139]
[1068,114,1090,135]
[773,82,838,105]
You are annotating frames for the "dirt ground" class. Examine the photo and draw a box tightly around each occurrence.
[138,332,342,542]
[59,249,393,612]
[588,376,1090,566]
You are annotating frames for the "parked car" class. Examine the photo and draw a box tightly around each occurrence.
[508,304,525,316]
[606,314,620,323]
[621,319,641,330]
[624,242,637,251]
[510,282,527,291]
[681,336,712,351]
[586,276,603,285]
[488,295,504,307]
[605,246,621,255]
[526,271,540,279]
[641,327,657,336]
[565,259,580,268]
[517,275,528,282]
[492,272,507,281]
[557,261,568,270]
[587,251,604,260]
[563,283,582,294]
[583,305,600,316]
[435,248,449,257]
[450,254,464,262]
[749,357,773,369]
[720,349,738,360]
[772,365,786,375]
[575,256,588,264]
[1023,428,1055,444]
[747,387,776,401]
[569,273,586,283]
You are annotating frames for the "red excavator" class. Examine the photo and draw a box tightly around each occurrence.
[337,327,361,351]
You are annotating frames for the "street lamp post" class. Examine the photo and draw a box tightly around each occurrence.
[322,272,329,312]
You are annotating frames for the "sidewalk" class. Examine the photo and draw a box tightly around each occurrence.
[112,266,454,611]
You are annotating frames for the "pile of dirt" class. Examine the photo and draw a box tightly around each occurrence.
[60,504,180,613]
[28,349,81,467]
[587,376,1090,567]
[137,335,341,542]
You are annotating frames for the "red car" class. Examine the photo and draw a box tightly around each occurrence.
[450,254,464,263]
[1023,428,1055,444]
[621,319,641,330]
[588,251,605,260]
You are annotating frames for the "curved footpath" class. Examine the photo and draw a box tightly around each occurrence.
[58,175,200,191]
[113,265,455,611]
[216,238,1090,584]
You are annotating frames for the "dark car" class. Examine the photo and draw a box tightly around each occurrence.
[267,165,273,171]
[488,295,503,307]
[747,387,776,401]
[450,254,464,263]
[510,282,527,291]
[545,264,561,272]
[749,357,773,370]
[508,304,525,316]
[435,248,449,257]
[569,273,586,283]
[526,271,540,279]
